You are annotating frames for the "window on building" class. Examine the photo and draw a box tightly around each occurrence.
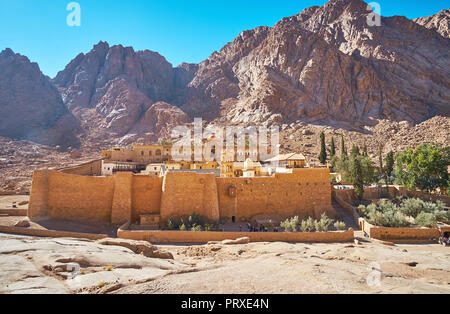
[156,149,162,156]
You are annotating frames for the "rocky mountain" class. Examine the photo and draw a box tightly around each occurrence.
[52,42,192,144]
[0,49,79,148]
[414,9,450,38]
[181,0,449,126]
[1,0,449,150]
[0,0,449,192]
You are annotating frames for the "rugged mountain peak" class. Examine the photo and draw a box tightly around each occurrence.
[1,2,449,150]
[179,0,449,126]
[414,9,450,38]
[0,49,79,147]
[53,42,176,110]
[52,42,192,144]
[0,48,16,58]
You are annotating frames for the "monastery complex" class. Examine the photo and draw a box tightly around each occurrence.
[28,144,335,228]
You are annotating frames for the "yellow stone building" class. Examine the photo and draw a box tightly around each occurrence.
[101,145,172,164]
[102,144,307,178]
[264,153,308,168]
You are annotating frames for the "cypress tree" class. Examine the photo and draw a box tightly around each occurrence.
[330,137,336,158]
[351,145,360,157]
[378,146,384,176]
[386,151,395,184]
[362,143,368,157]
[350,154,365,200]
[340,135,347,159]
[319,132,327,165]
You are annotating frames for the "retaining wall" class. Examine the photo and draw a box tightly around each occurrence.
[359,218,441,241]
[117,229,354,244]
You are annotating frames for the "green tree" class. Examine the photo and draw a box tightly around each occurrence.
[319,132,327,165]
[385,151,395,184]
[395,144,450,193]
[334,150,375,196]
[378,146,384,177]
[362,143,368,157]
[360,155,376,185]
[330,137,336,158]
[378,146,389,195]
[351,145,360,157]
[340,135,347,159]
[350,154,365,200]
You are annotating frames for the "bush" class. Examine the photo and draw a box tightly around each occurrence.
[262,221,276,232]
[372,210,410,228]
[422,200,446,213]
[166,219,179,230]
[315,214,333,232]
[314,214,333,232]
[415,212,438,228]
[204,224,213,232]
[361,197,449,228]
[303,217,316,232]
[291,216,300,232]
[280,216,299,232]
[434,210,450,223]
[359,200,410,228]
[320,214,333,230]
[188,213,207,229]
[400,198,425,218]
[334,221,347,231]
[165,215,233,232]
[190,224,203,232]
[300,220,309,232]
[280,219,292,232]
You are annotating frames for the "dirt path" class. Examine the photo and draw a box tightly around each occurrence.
[332,201,359,230]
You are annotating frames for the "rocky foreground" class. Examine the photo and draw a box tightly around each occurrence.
[1,233,449,294]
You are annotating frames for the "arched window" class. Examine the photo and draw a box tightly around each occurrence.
[156,149,162,156]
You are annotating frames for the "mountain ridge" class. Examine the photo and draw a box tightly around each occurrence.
[0,0,448,149]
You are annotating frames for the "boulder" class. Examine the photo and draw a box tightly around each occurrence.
[14,218,30,228]
[96,238,174,260]
[221,237,251,245]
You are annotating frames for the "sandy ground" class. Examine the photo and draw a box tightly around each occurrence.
[0,195,29,209]
[1,232,449,294]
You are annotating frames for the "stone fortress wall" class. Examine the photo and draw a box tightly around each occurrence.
[28,160,334,225]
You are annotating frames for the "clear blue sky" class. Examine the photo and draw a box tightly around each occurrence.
[0,0,448,77]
